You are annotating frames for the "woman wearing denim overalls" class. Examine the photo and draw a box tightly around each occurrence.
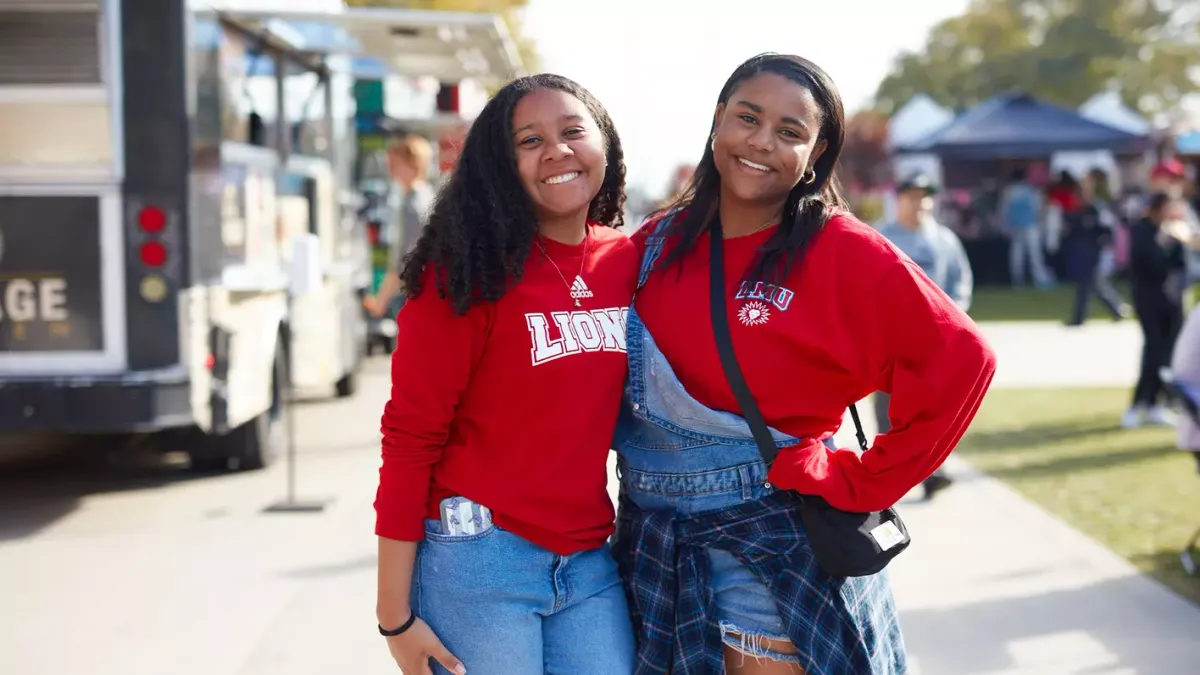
[612,54,997,674]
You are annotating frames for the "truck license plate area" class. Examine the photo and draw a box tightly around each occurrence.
[0,196,104,352]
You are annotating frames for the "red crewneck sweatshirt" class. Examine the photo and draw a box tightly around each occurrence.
[633,211,997,511]
[374,224,638,555]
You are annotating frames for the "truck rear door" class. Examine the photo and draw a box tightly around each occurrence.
[0,0,127,376]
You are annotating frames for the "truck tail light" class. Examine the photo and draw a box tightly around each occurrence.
[137,206,166,233]
[139,240,167,267]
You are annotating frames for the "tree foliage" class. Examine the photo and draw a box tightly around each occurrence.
[344,0,539,74]
[873,0,1199,118]
[838,110,891,191]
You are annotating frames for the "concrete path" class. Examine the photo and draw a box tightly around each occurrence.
[979,321,1142,389]
[829,394,1200,675]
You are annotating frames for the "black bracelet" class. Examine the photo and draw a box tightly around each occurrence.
[378,611,417,637]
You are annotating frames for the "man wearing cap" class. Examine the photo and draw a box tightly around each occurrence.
[876,174,974,499]
[1150,158,1199,231]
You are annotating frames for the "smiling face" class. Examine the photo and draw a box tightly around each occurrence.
[710,72,827,208]
[511,88,607,225]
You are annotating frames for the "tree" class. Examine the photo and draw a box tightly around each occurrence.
[872,0,1199,119]
[344,0,539,75]
[838,110,891,192]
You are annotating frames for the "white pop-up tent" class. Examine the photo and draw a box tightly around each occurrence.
[1050,91,1154,191]
[888,94,953,185]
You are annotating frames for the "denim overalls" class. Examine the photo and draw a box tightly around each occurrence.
[612,220,908,672]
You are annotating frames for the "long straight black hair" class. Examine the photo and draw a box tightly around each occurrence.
[656,53,848,284]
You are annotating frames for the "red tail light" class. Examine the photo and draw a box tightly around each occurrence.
[137,206,166,233]
[140,241,167,267]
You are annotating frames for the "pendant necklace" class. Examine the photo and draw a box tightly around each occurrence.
[536,230,590,307]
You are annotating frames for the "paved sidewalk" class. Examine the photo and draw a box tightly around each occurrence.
[979,321,1141,388]
[825,318,1200,675]
[887,457,1200,675]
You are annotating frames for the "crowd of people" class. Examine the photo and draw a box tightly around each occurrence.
[895,159,1200,440]
[991,160,1200,429]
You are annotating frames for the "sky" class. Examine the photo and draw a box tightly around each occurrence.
[523,0,971,195]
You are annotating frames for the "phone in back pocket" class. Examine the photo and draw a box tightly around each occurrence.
[439,496,494,537]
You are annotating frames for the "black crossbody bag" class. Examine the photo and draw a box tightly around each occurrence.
[707,223,910,578]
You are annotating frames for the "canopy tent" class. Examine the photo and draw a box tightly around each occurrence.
[211,5,525,85]
[894,92,1149,160]
[1179,131,1200,157]
[1078,91,1151,136]
[887,94,954,149]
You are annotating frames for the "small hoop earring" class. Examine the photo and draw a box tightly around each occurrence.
[802,168,817,184]
[710,133,717,153]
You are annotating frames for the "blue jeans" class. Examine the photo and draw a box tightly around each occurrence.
[412,519,635,675]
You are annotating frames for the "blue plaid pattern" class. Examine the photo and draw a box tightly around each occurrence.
[614,490,908,675]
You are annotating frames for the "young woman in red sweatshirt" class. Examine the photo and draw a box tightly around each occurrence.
[374,74,638,675]
[612,54,997,674]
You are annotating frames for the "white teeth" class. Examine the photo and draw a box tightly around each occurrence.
[544,172,580,185]
[738,158,770,172]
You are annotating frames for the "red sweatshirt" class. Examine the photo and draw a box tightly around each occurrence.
[375,224,638,555]
[633,212,996,512]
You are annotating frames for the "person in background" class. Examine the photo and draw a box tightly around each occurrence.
[1001,167,1052,288]
[876,173,973,500]
[1150,158,1197,225]
[1150,158,1200,283]
[365,134,436,317]
[1064,170,1130,326]
[1168,302,1200,472]
[375,74,638,675]
[1124,192,1190,429]
[1089,168,1131,311]
[1044,171,1081,265]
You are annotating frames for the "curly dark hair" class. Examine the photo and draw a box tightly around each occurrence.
[400,74,627,315]
[655,53,848,284]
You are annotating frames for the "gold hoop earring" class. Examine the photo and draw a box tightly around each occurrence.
[710,134,717,153]
[802,168,817,184]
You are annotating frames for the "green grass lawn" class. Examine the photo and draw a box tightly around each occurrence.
[957,387,1200,605]
[969,281,1200,323]
[968,282,1132,323]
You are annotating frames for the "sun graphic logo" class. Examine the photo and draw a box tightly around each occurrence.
[737,300,771,326]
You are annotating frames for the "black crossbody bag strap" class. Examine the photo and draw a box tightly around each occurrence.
[707,219,910,579]
[707,222,868,464]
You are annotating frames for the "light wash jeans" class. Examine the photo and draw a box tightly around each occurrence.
[1009,226,1052,287]
[412,518,635,675]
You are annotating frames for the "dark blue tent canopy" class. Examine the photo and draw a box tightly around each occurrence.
[894,92,1149,160]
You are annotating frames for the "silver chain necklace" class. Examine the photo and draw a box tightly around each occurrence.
[535,231,590,307]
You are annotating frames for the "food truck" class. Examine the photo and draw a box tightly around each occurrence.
[0,0,522,470]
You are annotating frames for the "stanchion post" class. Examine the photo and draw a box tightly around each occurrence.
[264,233,334,515]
